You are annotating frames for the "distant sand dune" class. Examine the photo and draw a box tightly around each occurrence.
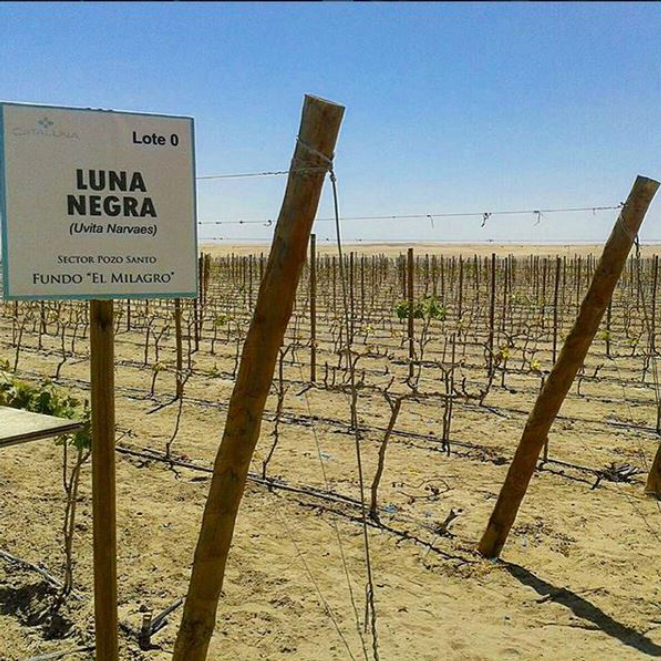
[201,242,661,258]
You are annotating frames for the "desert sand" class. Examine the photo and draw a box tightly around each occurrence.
[0,244,659,661]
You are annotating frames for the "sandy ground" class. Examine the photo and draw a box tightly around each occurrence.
[0,244,659,661]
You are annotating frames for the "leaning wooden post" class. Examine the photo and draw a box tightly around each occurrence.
[310,233,317,382]
[478,176,659,559]
[90,300,118,661]
[172,95,344,661]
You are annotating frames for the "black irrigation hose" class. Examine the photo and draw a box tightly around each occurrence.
[6,333,661,439]
[10,357,661,481]
[24,646,95,661]
[115,444,475,565]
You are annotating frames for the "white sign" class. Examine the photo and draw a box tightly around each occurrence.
[0,102,197,300]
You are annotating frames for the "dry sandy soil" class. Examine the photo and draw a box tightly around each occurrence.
[0,244,659,661]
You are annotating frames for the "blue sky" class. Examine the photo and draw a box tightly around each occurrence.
[2,2,661,244]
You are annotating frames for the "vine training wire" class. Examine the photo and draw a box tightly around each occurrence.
[196,204,625,227]
[320,148,380,661]
[294,358,371,661]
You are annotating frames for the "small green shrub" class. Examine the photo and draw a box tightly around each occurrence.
[394,295,446,321]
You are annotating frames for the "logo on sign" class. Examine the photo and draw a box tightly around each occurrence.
[12,116,79,140]
[37,117,54,130]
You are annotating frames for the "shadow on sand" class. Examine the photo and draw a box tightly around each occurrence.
[503,562,661,658]
[0,580,74,640]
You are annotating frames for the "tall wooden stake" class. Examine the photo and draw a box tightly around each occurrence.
[174,298,184,399]
[478,176,659,559]
[172,95,344,661]
[310,233,317,383]
[458,256,464,323]
[646,441,661,497]
[407,247,415,380]
[650,254,658,357]
[487,252,496,371]
[349,251,355,342]
[552,256,561,363]
[90,299,118,661]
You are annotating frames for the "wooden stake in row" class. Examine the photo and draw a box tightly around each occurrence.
[408,247,415,380]
[479,175,660,558]
[172,94,345,661]
[310,233,317,382]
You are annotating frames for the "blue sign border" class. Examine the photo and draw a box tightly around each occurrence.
[0,101,198,301]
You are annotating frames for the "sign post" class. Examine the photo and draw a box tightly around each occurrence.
[90,299,118,660]
[1,102,197,660]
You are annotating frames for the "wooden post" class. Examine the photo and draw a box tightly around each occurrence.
[478,176,659,559]
[89,300,118,661]
[172,95,344,661]
[431,255,438,297]
[332,255,337,309]
[310,233,317,382]
[501,257,508,334]
[349,251,355,342]
[540,257,548,329]
[360,254,365,321]
[440,255,445,301]
[606,299,612,358]
[204,253,212,305]
[195,254,204,350]
[174,298,184,400]
[487,253,496,371]
[646,442,661,497]
[650,254,658,357]
[552,256,561,363]
[193,299,200,353]
[38,301,46,350]
[245,255,251,309]
[407,247,415,380]
[474,254,479,293]
[458,256,464,323]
